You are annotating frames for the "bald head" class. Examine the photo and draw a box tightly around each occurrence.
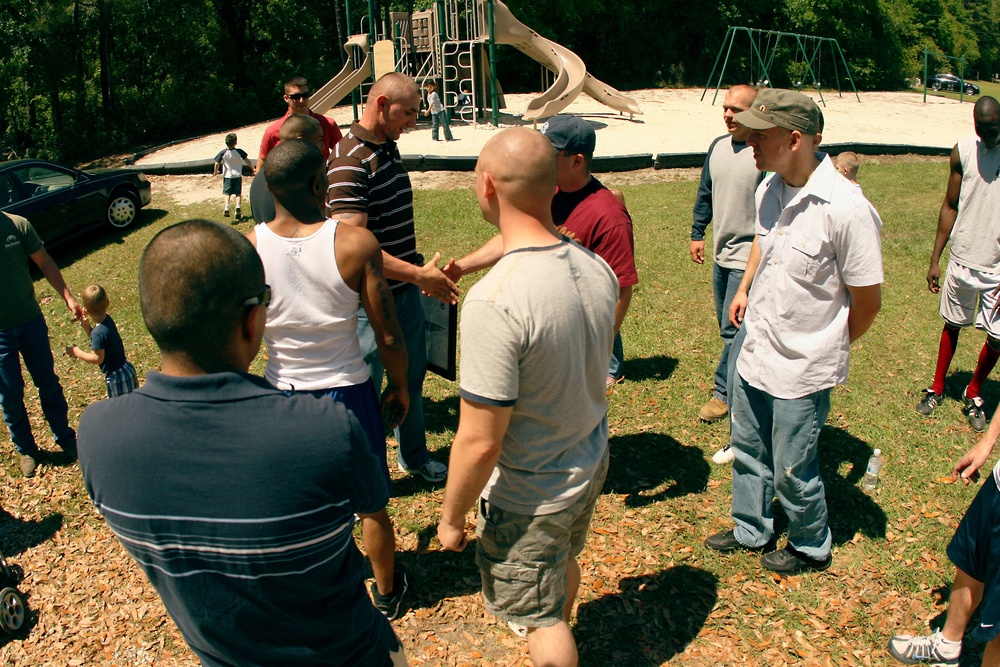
[475,129,557,228]
[369,72,420,105]
[279,114,322,143]
[975,95,999,118]
[140,219,265,369]
[479,128,557,202]
[723,85,758,140]
[727,84,758,107]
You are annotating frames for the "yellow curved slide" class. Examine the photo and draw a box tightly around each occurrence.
[490,0,641,119]
[309,34,372,116]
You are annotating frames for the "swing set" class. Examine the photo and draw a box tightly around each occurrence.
[702,26,860,106]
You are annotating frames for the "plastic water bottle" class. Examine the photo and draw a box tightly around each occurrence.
[862,449,882,491]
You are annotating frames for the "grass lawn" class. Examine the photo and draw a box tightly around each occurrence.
[1,156,995,666]
[919,77,1000,103]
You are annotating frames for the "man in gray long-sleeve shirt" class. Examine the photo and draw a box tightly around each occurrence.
[690,84,762,463]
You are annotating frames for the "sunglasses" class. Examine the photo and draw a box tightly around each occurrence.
[286,92,311,101]
[243,285,271,308]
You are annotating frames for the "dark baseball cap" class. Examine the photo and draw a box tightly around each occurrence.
[734,89,821,135]
[540,116,596,155]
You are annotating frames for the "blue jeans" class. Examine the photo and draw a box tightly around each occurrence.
[712,264,744,401]
[726,325,747,413]
[0,314,75,455]
[608,332,624,380]
[357,284,431,469]
[730,374,832,559]
[431,111,453,141]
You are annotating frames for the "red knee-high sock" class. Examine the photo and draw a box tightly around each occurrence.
[931,325,961,396]
[966,341,1000,398]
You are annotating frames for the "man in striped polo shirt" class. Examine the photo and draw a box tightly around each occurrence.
[327,72,459,484]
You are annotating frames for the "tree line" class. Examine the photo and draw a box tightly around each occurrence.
[2,0,996,164]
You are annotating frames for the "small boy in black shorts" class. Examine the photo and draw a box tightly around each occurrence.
[213,133,253,219]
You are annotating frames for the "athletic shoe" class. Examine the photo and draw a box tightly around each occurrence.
[223,208,230,217]
[963,389,986,432]
[760,546,831,574]
[507,620,528,637]
[370,567,409,621]
[606,375,623,389]
[887,630,960,665]
[712,444,735,465]
[20,454,37,478]
[915,389,941,416]
[58,438,77,459]
[699,396,729,422]
[234,207,241,220]
[398,457,447,483]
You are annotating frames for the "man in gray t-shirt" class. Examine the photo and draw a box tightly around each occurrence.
[438,128,617,666]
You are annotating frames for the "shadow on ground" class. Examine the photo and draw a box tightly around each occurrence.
[576,565,717,666]
[605,432,710,506]
[621,355,678,383]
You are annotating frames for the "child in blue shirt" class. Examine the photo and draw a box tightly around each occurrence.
[66,285,138,397]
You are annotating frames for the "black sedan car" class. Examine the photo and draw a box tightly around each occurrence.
[0,159,151,244]
[927,73,980,95]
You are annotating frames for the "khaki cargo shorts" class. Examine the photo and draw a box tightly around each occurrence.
[474,450,609,627]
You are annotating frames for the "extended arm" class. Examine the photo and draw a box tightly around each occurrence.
[846,283,882,342]
[358,241,410,430]
[65,345,103,365]
[928,145,962,293]
[30,248,82,321]
[954,404,1000,483]
[437,398,512,551]
[442,234,504,283]
[337,211,460,304]
[728,236,761,327]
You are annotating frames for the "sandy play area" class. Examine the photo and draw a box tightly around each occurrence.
[139,87,970,204]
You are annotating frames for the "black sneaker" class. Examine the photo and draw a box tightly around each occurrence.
[915,389,941,416]
[704,529,767,554]
[963,390,986,432]
[370,567,409,621]
[234,207,241,220]
[760,546,831,574]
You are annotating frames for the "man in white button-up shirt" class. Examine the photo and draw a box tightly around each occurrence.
[703,89,884,575]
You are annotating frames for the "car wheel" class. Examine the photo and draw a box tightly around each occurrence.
[106,190,139,229]
[931,82,942,91]
[966,85,977,95]
[0,588,25,633]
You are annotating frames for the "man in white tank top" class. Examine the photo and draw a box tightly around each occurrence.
[917,96,1000,433]
[247,139,412,621]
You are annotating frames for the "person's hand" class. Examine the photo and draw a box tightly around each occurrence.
[690,240,705,264]
[953,438,994,484]
[441,258,463,284]
[729,290,748,328]
[380,385,410,431]
[64,345,75,358]
[437,517,469,552]
[416,252,460,305]
[66,296,84,322]
[927,263,941,293]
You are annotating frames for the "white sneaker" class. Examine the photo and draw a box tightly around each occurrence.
[887,629,960,665]
[398,457,447,483]
[712,444,735,465]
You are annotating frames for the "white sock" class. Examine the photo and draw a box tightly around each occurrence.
[934,631,961,656]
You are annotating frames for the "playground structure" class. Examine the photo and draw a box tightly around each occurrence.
[702,26,860,106]
[308,0,641,126]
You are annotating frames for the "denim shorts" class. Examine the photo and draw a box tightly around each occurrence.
[222,177,242,196]
[474,449,608,627]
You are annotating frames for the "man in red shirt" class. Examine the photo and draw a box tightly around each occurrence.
[257,76,342,171]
